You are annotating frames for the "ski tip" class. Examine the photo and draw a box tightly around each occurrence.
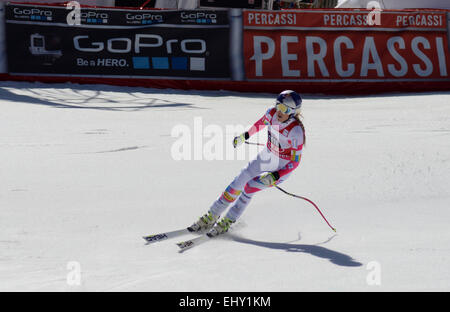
[176,240,195,252]
[177,241,192,248]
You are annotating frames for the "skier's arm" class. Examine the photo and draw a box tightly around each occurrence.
[233,108,274,148]
[247,107,275,137]
[247,115,267,137]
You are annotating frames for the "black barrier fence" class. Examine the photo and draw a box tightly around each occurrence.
[4,2,450,94]
[5,4,231,79]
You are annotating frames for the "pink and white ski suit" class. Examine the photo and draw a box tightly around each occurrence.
[210,107,305,221]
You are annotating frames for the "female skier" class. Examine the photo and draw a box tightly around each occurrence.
[188,90,305,236]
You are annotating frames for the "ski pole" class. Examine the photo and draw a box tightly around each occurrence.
[244,140,336,232]
[245,141,265,147]
[274,185,336,233]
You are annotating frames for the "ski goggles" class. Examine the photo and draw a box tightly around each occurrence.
[276,102,294,115]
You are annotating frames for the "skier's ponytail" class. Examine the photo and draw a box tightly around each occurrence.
[294,112,306,146]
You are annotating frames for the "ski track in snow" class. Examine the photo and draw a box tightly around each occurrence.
[1,81,450,291]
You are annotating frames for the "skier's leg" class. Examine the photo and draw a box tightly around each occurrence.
[208,176,287,236]
[208,185,242,217]
[209,149,272,217]
[225,190,253,221]
[190,153,267,232]
[225,172,292,221]
[192,149,279,232]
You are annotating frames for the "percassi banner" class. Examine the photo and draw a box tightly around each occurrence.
[243,10,450,82]
[5,4,231,79]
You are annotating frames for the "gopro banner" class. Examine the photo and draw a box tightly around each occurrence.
[243,10,450,82]
[0,2,6,73]
[5,4,231,79]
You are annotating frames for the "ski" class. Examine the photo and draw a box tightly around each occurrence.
[143,228,194,245]
[176,235,211,252]
[176,232,225,252]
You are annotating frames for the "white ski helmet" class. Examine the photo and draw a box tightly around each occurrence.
[275,90,302,115]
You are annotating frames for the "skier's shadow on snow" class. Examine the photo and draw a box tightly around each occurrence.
[229,235,362,267]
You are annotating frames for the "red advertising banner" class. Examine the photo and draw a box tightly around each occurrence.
[243,10,450,83]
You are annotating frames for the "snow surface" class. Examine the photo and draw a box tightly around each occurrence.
[1,81,450,291]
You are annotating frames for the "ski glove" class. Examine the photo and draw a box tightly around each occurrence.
[233,132,250,148]
[259,171,280,186]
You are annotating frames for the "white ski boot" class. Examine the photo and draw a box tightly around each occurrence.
[207,217,235,237]
[188,211,219,233]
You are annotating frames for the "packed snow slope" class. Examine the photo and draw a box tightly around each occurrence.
[1,81,449,291]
